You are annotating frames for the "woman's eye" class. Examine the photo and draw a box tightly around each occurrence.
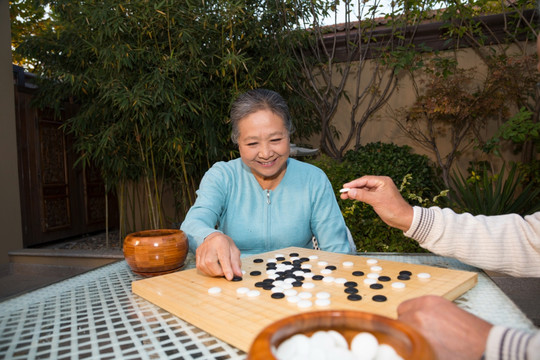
[271,138,282,143]
[247,142,258,146]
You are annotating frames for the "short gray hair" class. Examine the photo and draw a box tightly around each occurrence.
[230,89,295,144]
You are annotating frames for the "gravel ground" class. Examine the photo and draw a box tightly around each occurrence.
[43,230,123,250]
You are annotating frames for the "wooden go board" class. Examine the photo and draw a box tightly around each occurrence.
[132,247,477,352]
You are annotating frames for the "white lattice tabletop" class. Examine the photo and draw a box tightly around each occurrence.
[0,253,535,360]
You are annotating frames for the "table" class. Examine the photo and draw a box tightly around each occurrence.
[0,253,536,360]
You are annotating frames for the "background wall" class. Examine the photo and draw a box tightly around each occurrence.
[0,2,23,264]
[306,45,530,174]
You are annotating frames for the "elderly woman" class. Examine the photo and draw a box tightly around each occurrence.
[180,89,353,280]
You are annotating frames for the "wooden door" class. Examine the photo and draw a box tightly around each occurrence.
[14,66,117,247]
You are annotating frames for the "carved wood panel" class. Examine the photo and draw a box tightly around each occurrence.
[14,66,117,247]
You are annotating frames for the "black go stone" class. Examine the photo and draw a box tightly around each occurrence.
[344,281,358,288]
[312,275,324,281]
[370,283,384,290]
[231,276,243,282]
[250,271,262,276]
[372,295,387,302]
[378,276,391,282]
[289,253,299,257]
[271,292,285,299]
[347,294,362,301]
[399,270,412,276]
[397,275,411,281]
[292,281,303,287]
[302,269,312,273]
[352,271,365,277]
[295,276,305,282]
[262,278,274,283]
[253,258,264,263]
[276,257,286,261]
[344,287,359,294]
[282,261,292,265]
[263,284,274,290]
[300,257,310,262]
[255,282,266,288]
[325,265,337,270]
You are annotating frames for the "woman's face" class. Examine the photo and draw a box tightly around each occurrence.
[237,109,290,188]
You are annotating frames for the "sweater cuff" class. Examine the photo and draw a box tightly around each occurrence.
[404,206,434,244]
[484,325,533,360]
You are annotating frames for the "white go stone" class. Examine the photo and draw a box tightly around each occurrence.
[236,287,250,295]
[316,291,331,299]
[284,289,298,297]
[297,299,313,308]
[320,269,333,275]
[315,299,331,306]
[246,290,260,297]
[298,291,312,299]
[417,272,431,279]
[364,278,377,285]
[275,333,310,359]
[317,261,329,267]
[367,273,380,279]
[367,259,378,265]
[267,258,277,263]
[287,295,300,303]
[271,286,285,293]
[281,283,293,290]
[303,272,314,279]
[322,276,335,283]
[302,282,315,289]
[328,330,348,350]
[391,282,406,289]
[301,264,313,269]
[274,253,285,258]
[208,287,222,295]
[351,332,379,360]
[342,261,354,267]
[334,277,347,284]
[370,265,383,272]
[309,255,319,260]
[375,343,403,360]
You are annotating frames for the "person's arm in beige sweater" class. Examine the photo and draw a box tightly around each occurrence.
[341,175,540,360]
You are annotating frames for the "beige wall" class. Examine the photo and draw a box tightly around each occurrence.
[306,45,531,175]
[0,2,23,264]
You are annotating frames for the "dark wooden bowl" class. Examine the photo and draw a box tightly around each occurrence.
[248,310,436,360]
[123,229,188,277]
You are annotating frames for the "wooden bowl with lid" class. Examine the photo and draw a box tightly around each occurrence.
[248,310,436,360]
[123,229,188,277]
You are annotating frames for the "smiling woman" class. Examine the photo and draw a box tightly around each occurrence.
[180,89,354,281]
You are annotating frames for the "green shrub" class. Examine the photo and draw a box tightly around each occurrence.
[310,142,445,252]
[450,162,540,216]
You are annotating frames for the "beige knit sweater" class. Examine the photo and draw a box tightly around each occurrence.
[405,206,540,360]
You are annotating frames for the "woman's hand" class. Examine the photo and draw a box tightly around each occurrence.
[195,232,243,280]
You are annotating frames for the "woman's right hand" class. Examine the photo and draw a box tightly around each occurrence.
[195,232,243,280]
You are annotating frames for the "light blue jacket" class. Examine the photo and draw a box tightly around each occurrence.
[180,158,352,255]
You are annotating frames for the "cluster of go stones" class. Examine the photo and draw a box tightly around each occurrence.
[274,330,404,360]
[208,251,431,310]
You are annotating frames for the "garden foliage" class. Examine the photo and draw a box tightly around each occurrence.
[310,142,445,252]
[14,0,318,233]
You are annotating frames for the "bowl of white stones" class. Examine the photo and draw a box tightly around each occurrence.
[247,310,435,360]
